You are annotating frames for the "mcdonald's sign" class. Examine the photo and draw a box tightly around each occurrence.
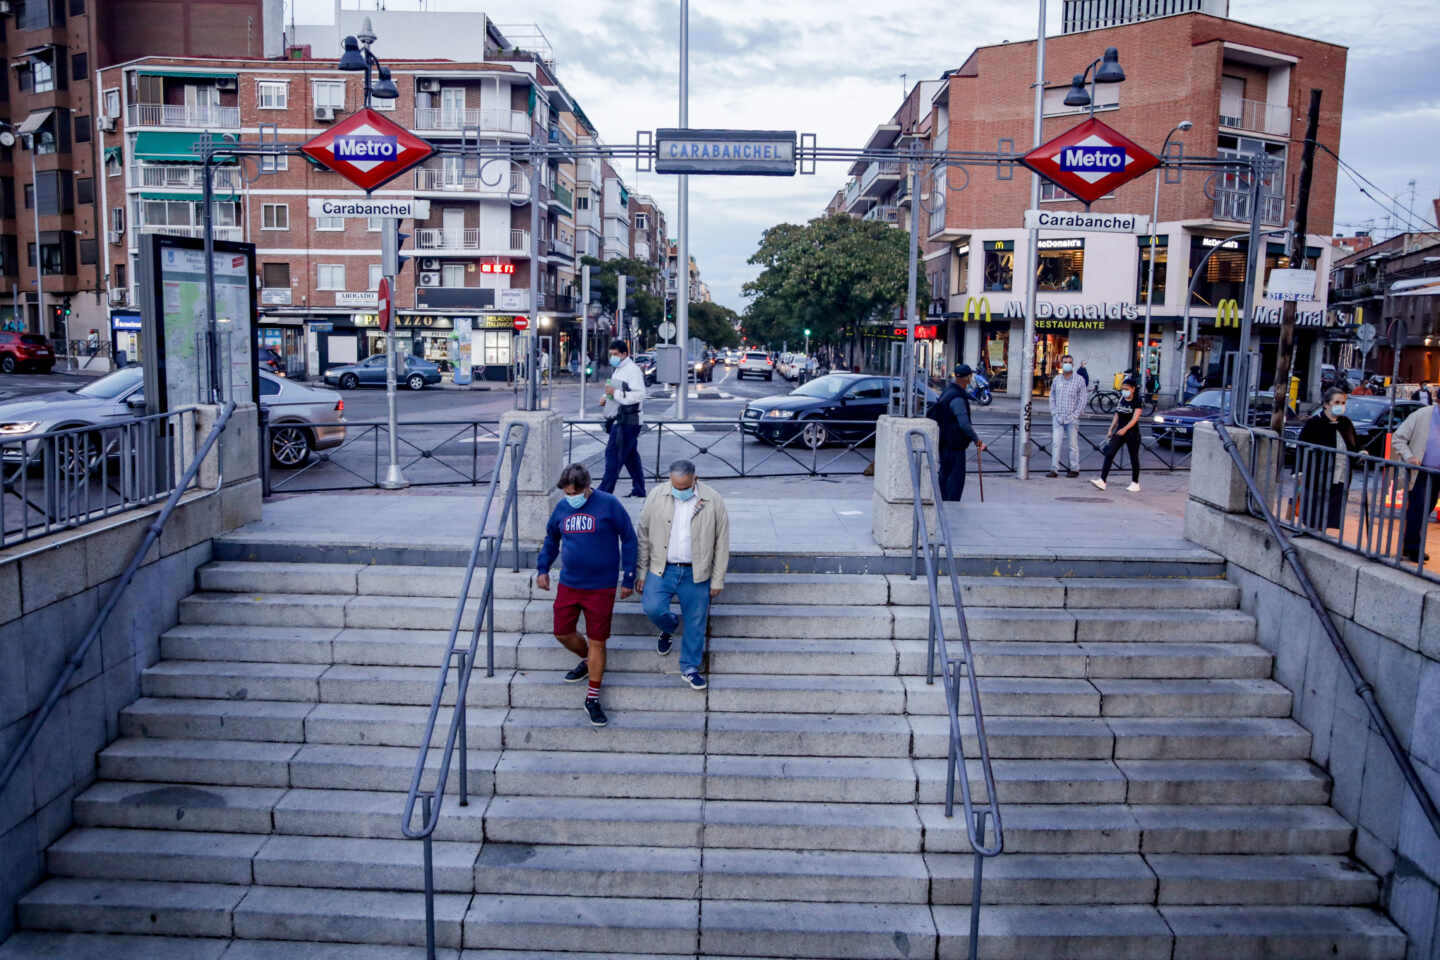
[1215,299,1241,329]
[962,297,993,324]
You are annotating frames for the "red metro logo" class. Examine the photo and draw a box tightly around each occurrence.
[301,109,434,193]
[1020,117,1160,207]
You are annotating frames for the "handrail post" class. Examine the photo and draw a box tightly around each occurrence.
[422,792,436,960]
[456,650,469,806]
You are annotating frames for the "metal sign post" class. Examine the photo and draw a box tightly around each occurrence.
[902,145,920,418]
[379,226,407,489]
[578,264,590,415]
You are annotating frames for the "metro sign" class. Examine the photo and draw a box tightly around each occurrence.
[1020,117,1159,207]
[301,108,434,193]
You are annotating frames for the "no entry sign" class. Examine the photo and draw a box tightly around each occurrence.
[1020,117,1159,207]
[301,109,434,193]
[377,277,391,331]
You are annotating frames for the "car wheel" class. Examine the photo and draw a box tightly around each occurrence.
[339,373,359,390]
[0,355,14,374]
[56,430,105,480]
[407,373,425,391]
[800,420,829,449]
[269,426,312,468]
[765,373,773,381]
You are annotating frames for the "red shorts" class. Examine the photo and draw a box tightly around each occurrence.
[553,583,618,641]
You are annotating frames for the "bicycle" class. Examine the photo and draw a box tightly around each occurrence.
[1088,385,1158,417]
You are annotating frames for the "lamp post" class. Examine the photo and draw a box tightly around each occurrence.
[1062,47,1125,118]
[1140,120,1191,401]
[338,22,407,487]
[0,123,44,341]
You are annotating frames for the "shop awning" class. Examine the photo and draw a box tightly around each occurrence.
[137,69,238,81]
[134,131,236,163]
[17,108,53,137]
[103,146,122,164]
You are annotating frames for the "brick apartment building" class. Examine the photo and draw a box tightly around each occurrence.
[838,5,1348,399]
[627,193,667,293]
[0,0,280,359]
[97,42,665,381]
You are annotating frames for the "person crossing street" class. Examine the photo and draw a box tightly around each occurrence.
[599,338,647,498]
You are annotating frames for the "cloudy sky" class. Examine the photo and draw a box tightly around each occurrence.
[291,0,1440,309]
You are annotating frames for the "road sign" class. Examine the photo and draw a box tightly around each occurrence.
[308,198,431,219]
[1265,268,1319,301]
[1356,322,1377,347]
[513,316,530,331]
[301,109,434,193]
[658,321,677,341]
[654,128,796,176]
[377,277,391,332]
[1020,117,1160,207]
[1023,209,1149,233]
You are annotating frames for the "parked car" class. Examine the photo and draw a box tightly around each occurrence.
[741,373,937,448]
[634,353,658,386]
[259,372,348,467]
[323,354,441,391]
[1282,396,1424,458]
[0,331,55,374]
[738,350,774,381]
[1152,389,1297,446]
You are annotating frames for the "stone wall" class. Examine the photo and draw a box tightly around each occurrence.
[1186,424,1440,959]
[0,403,263,940]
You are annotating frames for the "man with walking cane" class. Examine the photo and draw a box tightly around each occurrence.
[929,363,986,502]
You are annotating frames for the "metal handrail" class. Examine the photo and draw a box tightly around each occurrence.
[904,428,1004,960]
[0,401,236,793]
[399,420,528,960]
[1211,421,1440,840]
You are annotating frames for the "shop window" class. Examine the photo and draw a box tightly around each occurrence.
[953,244,969,294]
[479,329,511,366]
[982,240,1013,292]
[1136,236,1167,303]
[317,263,345,290]
[1263,241,1320,290]
[1189,235,1247,307]
[1035,238,1084,292]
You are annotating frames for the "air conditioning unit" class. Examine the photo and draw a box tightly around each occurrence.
[418,79,441,93]
[98,116,115,132]
[421,258,440,270]
[107,230,121,245]
[0,1,13,15]
[215,77,237,91]
[419,271,441,286]
[314,105,336,122]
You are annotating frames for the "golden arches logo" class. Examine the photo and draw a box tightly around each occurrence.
[1216,299,1241,329]
[963,296,992,324]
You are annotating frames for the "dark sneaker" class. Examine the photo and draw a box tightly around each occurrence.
[584,698,608,727]
[1066,470,1080,478]
[1046,470,1058,478]
[563,661,589,683]
[681,670,707,690]
[657,632,673,656]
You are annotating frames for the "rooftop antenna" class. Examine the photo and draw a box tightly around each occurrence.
[899,72,907,101]
[1406,178,1417,232]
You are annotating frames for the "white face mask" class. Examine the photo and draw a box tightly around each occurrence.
[1062,362,1074,374]
[610,354,622,365]
[1330,403,1347,417]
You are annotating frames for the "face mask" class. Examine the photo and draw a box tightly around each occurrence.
[610,354,622,366]
[1062,363,1074,373]
[672,486,695,502]
[1122,390,1133,399]
[564,492,587,509]
[1331,403,1347,417]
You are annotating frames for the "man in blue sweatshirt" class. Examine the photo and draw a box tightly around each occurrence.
[536,462,638,727]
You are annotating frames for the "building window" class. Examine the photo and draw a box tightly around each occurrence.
[315,215,343,231]
[30,51,63,94]
[114,261,125,288]
[1042,83,1118,117]
[79,238,97,265]
[261,203,288,230]
[262,262,289,289]
[368,264,383,290]
[317,263,345,290]
[982,240,1013,292]
[1136,236,1168,303]
[1189,235,1248,307]
[1035,238,1084,292]
[633,211,646,228]
[18,0,63,32]
[313,80,345,111]
[34,171,72,215]
[76,176,92,205]
[70,0,85,14]
[367,215,383,232]
[103,89,120,118]
[75,115,91,143]
[257,80,288,109]
[71,51,87,82]
[442,263,465,287]
[0,60,8,102]
[0,178,13,219]
[953,243,969,295]
[261,153,288,172]
[106,150,122,177]
[23,184,34,210]
[110,206,124,234]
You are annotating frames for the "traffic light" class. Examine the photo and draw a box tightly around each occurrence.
[62,297,72,318]
[625,276,636,298]
[803,328,810,337]
[383,223,411,276]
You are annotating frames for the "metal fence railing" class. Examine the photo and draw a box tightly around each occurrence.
[263,419,504,494]
[2,409,203,548]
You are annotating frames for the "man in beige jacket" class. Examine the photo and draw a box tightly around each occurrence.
[1391,403,1440,561]
[636,459,731,690]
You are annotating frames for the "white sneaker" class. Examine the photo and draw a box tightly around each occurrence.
[1090,478,1107,491]
[1127,482,1142,493]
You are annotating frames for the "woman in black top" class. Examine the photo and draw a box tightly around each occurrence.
[1092,376,1144,492]
[1296,387,1359,531]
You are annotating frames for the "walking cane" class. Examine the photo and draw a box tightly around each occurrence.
[976,442,985,502]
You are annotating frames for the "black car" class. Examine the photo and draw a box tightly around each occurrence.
[689,355,716,382]
[634,353,658,386]
[741,373,936,448]
[1283,397,1424,457]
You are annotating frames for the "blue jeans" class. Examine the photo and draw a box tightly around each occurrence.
[641,563,711,674]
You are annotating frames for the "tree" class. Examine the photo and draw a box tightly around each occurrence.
[688,301,742,349]
[579,256,662,342]
[741,213,925,351]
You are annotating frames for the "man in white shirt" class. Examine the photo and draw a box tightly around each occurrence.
[1048,353,1086,478]
[636,459,731,690]
[598,338,647,498]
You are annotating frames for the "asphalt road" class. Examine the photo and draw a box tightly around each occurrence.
[0,370,98,404]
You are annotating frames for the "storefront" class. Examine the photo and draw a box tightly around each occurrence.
[110,311,142,367]
[308,314,365,375]
[473,314,522,381]
[257,317,306,378]
[389,314,457,367]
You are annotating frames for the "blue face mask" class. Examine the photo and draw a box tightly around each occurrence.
[672,486,696,502]
[1330,403,1347,417]
[564,492,588,509]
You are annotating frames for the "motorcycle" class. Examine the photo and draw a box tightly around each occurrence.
[967,371,993,406]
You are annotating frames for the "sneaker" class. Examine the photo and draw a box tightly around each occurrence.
[584,698,608,727]
[1046,470,1058,478]
[657,632,673,656]
[1066,470,1080,479]
[681,670,707,690]
[1126,482,1142,493]
[1090,478,1108,491]
[563,661,589,683]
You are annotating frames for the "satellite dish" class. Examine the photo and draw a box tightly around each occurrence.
[0,131,15,148]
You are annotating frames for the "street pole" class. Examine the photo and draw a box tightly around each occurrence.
[201,147,220,402]
[903,144,920,418]
[380,219,407,489]
[579,263,590,414]
[1232,152,1268,426]
[527,141,541,411]
[676,0,690,418]
[27,136,43,344]
[1270,89,1322,430]
[1142,123,1189,405]
[1018,0,1046,480]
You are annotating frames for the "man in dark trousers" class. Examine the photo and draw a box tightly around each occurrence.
[929,363,986,501]
[598,338,647,498]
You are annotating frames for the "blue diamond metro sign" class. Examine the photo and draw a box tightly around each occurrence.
[1020,117,1160,207]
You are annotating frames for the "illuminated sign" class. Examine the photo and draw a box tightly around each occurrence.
[301,109,434,193]
[1020,117,1160,206]
[480,263,515,275]
[892,325,939,339]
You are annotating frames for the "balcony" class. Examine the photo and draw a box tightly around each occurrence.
[577,157,602,185]
[550,235,574,259]
[1212,187,1285,226]
[860,160,903,199]
[634,240,651,262]
[542,292,576,313]
[575,204,599,232]
[413,165,528,197]
[843,177,876,215]
[413,227,530,254]
[127,103,240,129]
[1219,98,1292,137]
[551,183,574,214]
[864,204,899,225]
[132,162,242,191]
[139,224,243,241]
[412,107,530,136]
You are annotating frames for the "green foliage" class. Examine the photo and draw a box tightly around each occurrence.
[579,255,662,341]
[687,301,742,349]
[740,213,925,349]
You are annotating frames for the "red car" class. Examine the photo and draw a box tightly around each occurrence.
[0,332,54,374]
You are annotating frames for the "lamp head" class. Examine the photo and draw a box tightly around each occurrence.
[337,36,367,72]
[0,130,14,148]
[1177,120,1194,132]
[356,17,377,47]
[1063,75,1091,108]
[1095,46,1125,83]
[372,65,399,100]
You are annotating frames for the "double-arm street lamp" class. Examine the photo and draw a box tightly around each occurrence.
[338,19,400,108]
[1062,47,1126,116]
[1139,120,1192,398]
[0,122,46,344]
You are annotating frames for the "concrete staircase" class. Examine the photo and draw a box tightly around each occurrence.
[3,555,1409,959]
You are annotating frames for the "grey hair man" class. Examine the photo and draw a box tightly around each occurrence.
[635,459,731,690]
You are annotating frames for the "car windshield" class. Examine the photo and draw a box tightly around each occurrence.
[20,334,48,346]
[791,375,850,399]
[1188,390,1227,409]
[1344,397,1390,422]
[73,367,143,399]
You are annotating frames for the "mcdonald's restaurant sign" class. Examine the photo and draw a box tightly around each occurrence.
[1212,299,1329,329]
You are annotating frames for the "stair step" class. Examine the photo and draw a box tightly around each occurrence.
[140,660,326,703]
[885,576,1238,609]
[895,640,1273,680]
[98,738,298,787]
[701,571,890,606]
[46,827,263,885]
[1159,906,1406,959]
[1107,718,1311,760]
[1117,760,1332,805]
[179,592,350,628]
[160,624,338,665]
[706,755,917,803]
[233,885,470,947]
[699,899,936,959]
[253,834,481,892]
[198,561,363,595]
[510,670,703,712]
[494,749,704,799]
[921,803,1140,854]
[1149,854,1381,905]
[273,788,486,842]
[217,942,457,960]
[1129,804,1354,854]
[329,628,520,669]
[356,564,535,599]
[1095,678,1292,717]
[73,781,283,834]
[934,904,1174,960]
[707,637,899,676]
[927,852,1156,905]
[703,800,922,853]
[502,708,705,754]
[530,602,893,639]
[120,698,311,742]
[464,894,699,955]
[893,606,1076,642]
[703,848,929,903]
[484,795,703,848]
[317,664,511,708]
[909,716,1113,760]
[0,932,233,960]
[902,676,1100,717]
[473,843,700,899]
[706,712,911,757]
[917,758,1126,805]
[17,878,245,938]
[708,674,906,715]
[289,742,499,795]
[1073,608,1255,643]
[344,594,527,632]
[304,702,506,749]
[514,633,687,675]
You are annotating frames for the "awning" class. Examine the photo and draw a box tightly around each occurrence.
[133,131,236,163]
[103,146,122,164]
[16,44,55,60]
[1391,277,1440,298]
[137,69,238,81]
[17,108,53,137]
[139,191,237,202]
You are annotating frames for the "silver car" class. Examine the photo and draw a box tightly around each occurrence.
[0,366,346,471]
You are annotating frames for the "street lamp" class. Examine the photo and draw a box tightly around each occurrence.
[336,19,399,108]
[1141,120,1192,401]
[1062,46,1126,117]
[0,122,45,345]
